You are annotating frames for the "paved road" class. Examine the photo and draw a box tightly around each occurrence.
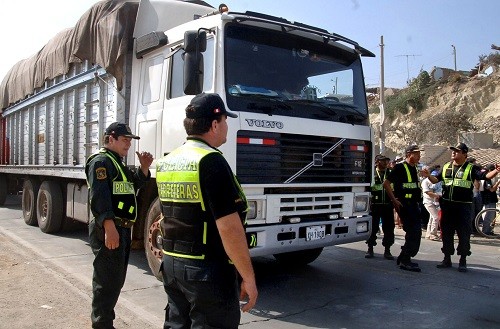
[1,194,500,329]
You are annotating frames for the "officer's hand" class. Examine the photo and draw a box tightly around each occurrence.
[392,198,402,211]
[136,151,154,171]
[420,168,430,178]
[103,219,120,249]
[240,278,258,312]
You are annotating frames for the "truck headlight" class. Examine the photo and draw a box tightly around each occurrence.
[354,195,369,213]
[247,201,257,219]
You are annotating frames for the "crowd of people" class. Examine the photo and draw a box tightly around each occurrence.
[367,143,500,274]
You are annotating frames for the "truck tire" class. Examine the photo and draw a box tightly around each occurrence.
[144,197,163,280]
[273,247,324,266]
[22,178,41,226]
[0,175,7,206]
[37,181,64,234]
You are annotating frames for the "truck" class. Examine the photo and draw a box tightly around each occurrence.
[0,0,374,278]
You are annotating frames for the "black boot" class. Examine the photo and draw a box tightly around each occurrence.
[458,256,467,272]
[398,254,421,272]
[365,246,374,258]
[436,255,452,268]
[384,247,394,260]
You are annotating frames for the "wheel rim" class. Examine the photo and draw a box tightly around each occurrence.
[39,192,48,223]
[147,216,163,261]
[23,191,33,217]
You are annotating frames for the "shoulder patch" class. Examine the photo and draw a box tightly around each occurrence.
[96,167,107,180]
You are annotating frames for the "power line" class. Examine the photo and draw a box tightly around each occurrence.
[396,54,421,84]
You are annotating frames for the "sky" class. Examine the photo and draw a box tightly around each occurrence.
[0,0,498,89]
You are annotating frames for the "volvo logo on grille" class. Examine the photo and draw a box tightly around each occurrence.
[245,119,284,129]
[313,153,323,166]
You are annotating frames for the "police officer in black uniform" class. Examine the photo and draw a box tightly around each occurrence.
[86,122,153,329]
[365,154,395,260]
[425,143,500,272]
[383,145,426,272]
[156,93,257,329]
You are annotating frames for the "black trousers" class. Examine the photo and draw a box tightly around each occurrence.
[89,220,131,329]
[161,255,240,329]
[397,201,422,259]
[367,203,395,247]
[440,200,473,256]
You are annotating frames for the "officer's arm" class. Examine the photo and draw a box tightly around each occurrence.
[87,160,115,227]
[216,213,258,312]
[383,179,401,210]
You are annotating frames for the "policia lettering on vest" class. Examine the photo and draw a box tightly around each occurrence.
[156,93,257,329]
[383,145,426,272]
[424,142,500,272]
[85,122,153,329]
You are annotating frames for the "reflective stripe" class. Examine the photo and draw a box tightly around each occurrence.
[402,163,413,182]
[402,182,418,189]
[162,250,206,260]
[372,184,383,191]
[118,201,124,209]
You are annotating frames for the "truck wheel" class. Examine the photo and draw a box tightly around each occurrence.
[144,197,163,281]
[22,178,40,226]
[273,247,324,266]
[0,175,7,206]
[37,181,63,234]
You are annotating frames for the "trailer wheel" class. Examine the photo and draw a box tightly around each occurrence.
[37,181,63,234]
[273,247,324,266]
[22,178,41,226]
[144,197,163,281]
[0,175,7,206]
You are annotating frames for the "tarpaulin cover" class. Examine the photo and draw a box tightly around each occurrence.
[0,0,139,112]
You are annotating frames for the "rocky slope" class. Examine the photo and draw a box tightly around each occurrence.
[369,68,500,157]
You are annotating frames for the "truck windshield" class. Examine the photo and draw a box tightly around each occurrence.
[224,24,369,125]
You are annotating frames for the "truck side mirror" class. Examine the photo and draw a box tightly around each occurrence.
[183,52,204,95]
[183,30,207,95]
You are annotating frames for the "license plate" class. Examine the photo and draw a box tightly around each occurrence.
[306,225,326,241]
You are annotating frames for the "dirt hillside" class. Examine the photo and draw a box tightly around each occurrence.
[369,68,500,157]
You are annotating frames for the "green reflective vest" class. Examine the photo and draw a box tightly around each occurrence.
[441,161,474,203]
[371,169,392,204]
[156,140,248,260]
[86,148,137,221]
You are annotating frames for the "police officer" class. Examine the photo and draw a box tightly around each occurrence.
[86,122,153,329]
[424,143,500,272]
[156,93,257,328]
[365,154,395,260]
[383,145,426,272]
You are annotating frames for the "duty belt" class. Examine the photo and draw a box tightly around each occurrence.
[114,217,135,228]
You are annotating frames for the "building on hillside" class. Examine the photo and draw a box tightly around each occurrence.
[430,66,470,82]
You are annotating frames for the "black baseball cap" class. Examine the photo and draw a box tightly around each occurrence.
[186,93,237,119]
[450,142,468,153]
[375,154,390,161]
[405,144,424,154]
[105,122,140,139]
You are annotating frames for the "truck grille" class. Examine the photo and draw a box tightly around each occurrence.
[236,131,371,184]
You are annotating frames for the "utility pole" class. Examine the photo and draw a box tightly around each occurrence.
[451,44,457,71]
[379,36,386,154]
[396,54,421,84]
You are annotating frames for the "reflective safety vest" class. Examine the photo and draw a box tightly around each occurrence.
[441,161,474,203]
[392,162,421,201]
[156,139,248,260]
[86,148,137,221]
[371,169,392,204]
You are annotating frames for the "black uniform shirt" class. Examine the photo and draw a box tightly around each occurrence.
[86,148,150,226]
[386,161,422,202]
